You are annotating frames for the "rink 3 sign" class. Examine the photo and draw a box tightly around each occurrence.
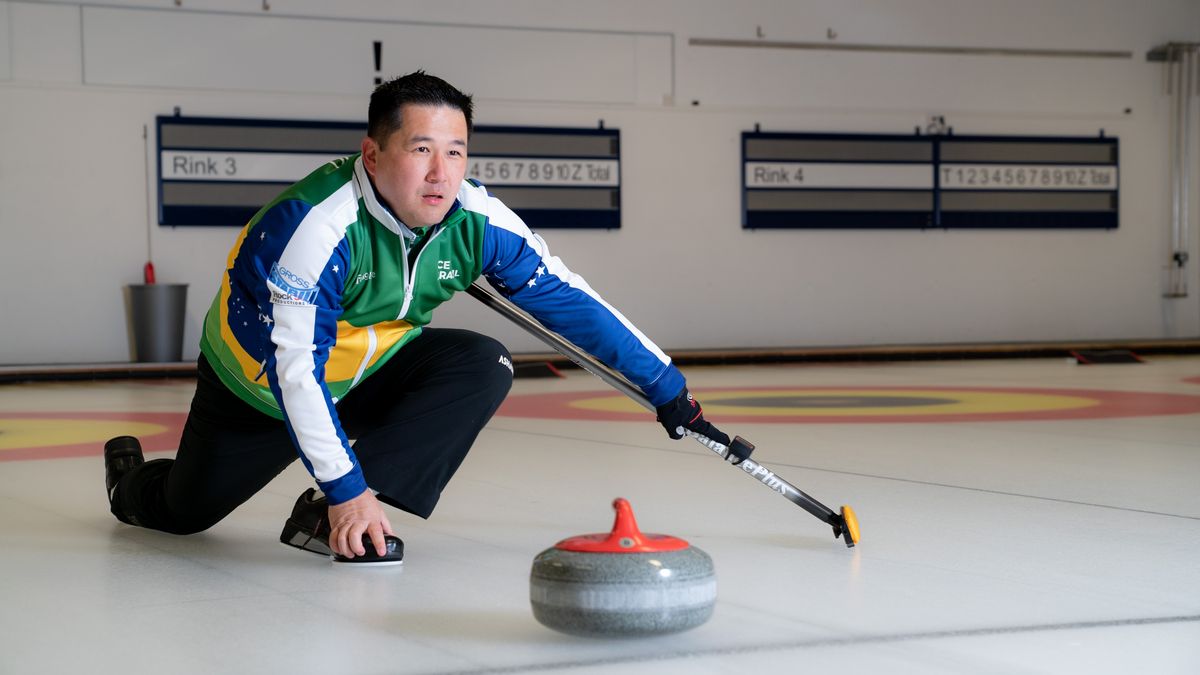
[157,116,621,229]
[741,132,1119,229]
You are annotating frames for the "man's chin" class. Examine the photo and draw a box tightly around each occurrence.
[399,208,450,229]
[423,207,453,227]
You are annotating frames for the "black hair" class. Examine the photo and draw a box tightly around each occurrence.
[368,70,474,147]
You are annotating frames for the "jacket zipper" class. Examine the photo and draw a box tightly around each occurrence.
[347,224,445,390]
[397,224,445,319]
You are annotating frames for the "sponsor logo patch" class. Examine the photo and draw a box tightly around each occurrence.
[268,262,318,306]
[437,260,460,281]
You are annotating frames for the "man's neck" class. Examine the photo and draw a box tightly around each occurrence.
[365,174,426,238]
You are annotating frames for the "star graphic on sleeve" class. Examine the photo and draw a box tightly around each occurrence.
[536,265,546,278]
[332,264,339,273]
[260,232,266,241]
[527,277,537,288]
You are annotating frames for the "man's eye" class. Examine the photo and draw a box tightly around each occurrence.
[415,146,429,153]
[449,150,463,157]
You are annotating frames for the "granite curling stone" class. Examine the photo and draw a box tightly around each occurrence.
[530,498,716,637]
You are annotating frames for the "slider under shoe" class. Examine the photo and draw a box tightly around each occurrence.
[334,534,404,566]
[280,488,404,565]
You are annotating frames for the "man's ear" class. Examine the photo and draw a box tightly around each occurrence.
[361,137,378,177]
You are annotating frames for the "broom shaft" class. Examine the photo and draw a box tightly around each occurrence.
[467,282,841,527]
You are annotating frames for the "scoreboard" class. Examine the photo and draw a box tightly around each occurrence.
[742,132,1118,229]
[157,116,621,229]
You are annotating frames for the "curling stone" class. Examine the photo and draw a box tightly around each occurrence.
[530,498,716,637]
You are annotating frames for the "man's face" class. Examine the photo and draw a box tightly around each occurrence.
[362,104,468,229]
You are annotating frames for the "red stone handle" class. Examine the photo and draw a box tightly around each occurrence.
[554,498,689,553]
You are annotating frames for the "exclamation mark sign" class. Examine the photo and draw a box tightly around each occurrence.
[373,41,382,85]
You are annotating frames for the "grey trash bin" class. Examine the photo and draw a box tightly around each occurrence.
[127,283,188,362]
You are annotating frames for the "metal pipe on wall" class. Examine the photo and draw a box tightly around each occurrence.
[1182,48,1194,286]
[1168,46,1180,296]
[1163,43,1197,299]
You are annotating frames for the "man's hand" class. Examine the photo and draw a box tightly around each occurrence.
[327,489,395,559]
[655,388,731,447]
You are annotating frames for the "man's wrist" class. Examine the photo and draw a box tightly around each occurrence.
[319,471,369,505]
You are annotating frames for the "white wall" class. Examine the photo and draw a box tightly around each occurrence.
[1,0,1198,364]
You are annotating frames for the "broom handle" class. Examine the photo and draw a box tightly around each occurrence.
[465,282,841,526]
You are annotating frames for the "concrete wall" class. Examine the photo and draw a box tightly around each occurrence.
[1,0,1198,364]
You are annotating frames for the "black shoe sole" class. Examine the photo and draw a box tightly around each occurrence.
[279,518,334,557]
[104,436,145,502]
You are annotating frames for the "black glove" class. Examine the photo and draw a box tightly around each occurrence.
[655,388,730,446]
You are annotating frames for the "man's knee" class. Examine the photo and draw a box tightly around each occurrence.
[473,334,514,398]
[163,513,225,536]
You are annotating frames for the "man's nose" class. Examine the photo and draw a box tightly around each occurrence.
[427,153,445,182]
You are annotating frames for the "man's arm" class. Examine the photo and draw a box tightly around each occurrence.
[476,193,683,406]
[472,186,726,445]
[250,198,393,557]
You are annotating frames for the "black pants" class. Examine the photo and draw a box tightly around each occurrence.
[112,328,513,535]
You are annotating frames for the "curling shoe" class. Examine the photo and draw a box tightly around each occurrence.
[104,436,144,505]
[280,488,404,565]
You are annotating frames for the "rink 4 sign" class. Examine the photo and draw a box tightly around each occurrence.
[741,131,1119,229]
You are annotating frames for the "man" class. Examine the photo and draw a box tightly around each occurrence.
[105,71,730,564]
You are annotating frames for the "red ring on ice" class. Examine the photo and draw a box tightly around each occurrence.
[496,386,1200,424]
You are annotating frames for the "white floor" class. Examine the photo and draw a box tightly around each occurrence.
[1,357,1199,674]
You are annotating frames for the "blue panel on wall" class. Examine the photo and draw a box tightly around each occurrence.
[156,116,621,229]
[742,131,1118,229]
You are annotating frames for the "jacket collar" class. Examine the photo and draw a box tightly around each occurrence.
[353,155,463,240]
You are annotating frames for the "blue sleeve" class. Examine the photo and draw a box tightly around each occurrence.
[478,195,685,406]
[248,199,367,505]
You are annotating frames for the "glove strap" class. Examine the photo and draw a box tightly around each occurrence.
[727,436,756,465]
[680,431,756,466]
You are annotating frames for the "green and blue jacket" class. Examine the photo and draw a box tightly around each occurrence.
[200,155,684,504]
